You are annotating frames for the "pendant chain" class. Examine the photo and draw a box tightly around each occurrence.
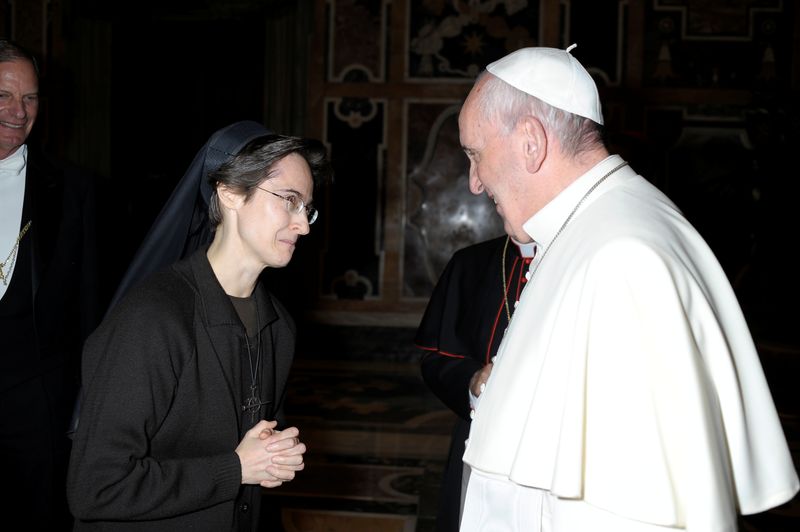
[501,235,512,323]
[242,307,266,422]
[0,220,32,286]
[504,161,628,326]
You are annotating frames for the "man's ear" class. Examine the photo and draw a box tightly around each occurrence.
[519,116,547,173]
[216,183,244,211]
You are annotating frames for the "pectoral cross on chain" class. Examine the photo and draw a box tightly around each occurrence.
[241,384,270,423]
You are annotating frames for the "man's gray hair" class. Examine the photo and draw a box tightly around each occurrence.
[473,71,604,158]
[0,39,39,77]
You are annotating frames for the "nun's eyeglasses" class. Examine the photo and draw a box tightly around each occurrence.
[256,186,318,224]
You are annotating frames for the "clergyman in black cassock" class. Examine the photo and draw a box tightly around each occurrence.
[415,235,535,531]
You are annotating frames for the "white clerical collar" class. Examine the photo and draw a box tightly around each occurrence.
[0,144,27,175]
[513,239,537,258]
[522,154,626,249]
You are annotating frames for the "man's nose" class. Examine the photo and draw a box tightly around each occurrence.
[9,99,28,119]
[468,169,484,195]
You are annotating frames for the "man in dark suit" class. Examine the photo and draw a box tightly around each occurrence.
[0,39,98,530]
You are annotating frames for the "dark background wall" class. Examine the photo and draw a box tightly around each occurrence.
[3,0,798,352]
[2,0,314,310]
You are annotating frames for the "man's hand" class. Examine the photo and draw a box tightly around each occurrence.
[469,362,494,397]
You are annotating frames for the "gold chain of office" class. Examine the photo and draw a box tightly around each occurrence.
[0,220,32,285]
[501,235,513,323]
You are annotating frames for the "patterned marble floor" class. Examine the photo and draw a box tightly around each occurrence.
[263,355,450,531]
[262,326,800,532]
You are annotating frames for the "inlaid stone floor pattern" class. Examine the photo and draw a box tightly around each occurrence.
[262,327,800,532]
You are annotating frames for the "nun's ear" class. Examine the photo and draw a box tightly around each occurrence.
[216,183,245,211]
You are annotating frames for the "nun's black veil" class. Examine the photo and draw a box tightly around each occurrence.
[69,120,271,434]
[109,120,272,308]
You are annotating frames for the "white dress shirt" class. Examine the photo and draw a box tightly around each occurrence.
[0,145,28,300]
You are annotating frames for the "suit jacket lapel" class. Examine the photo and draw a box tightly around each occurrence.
[182,250,242,423]
[25,151,63,298]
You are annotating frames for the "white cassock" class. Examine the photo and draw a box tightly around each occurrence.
[461,155,799,531]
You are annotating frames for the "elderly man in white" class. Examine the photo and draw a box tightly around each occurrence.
[457,44,798,532]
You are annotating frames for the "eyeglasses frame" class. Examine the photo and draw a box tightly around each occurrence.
[255,186,318,225]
